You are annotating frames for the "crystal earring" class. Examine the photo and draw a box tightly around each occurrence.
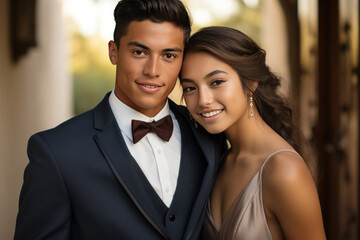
[250,93,254,118]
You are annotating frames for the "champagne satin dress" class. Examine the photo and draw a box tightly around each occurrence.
[202,150,299,240]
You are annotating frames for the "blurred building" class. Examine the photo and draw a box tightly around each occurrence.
[299,0,359,239]
[0,0,72,239]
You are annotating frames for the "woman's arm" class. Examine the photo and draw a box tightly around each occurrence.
[262,151,326,240]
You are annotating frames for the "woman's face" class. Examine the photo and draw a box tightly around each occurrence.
[180,52,249,134]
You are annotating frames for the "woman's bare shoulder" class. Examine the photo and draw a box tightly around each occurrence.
[262,151,311,187]
[262,150,326,239]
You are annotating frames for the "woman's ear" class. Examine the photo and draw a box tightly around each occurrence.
[248,80,259,92]
[108,41,118,65]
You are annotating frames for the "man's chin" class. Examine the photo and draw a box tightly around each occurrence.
[133,100,168,116]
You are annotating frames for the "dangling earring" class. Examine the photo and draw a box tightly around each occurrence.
[249,93,254,118]
[190,114,198,128]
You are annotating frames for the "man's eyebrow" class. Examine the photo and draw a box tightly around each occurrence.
[163,48,183,53]
[128,41,150,50]
[127,41,182,53]
[204,70,227,79]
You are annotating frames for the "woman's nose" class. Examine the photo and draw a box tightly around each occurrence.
[198,87,213,106]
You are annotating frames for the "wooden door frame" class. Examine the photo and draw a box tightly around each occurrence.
[317,0,341,238]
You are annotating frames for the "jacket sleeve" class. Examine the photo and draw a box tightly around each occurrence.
[14,133,71,240]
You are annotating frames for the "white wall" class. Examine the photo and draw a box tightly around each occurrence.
[261,0,291,95]
[0,0,12,238]
[0,0,72,239]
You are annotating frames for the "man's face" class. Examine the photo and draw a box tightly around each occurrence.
[108,20,185,117]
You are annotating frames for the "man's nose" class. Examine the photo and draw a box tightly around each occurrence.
[143,56,160,78]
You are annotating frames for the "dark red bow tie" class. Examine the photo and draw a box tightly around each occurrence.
[131,115,173,144]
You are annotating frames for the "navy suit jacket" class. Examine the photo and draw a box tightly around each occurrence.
[14,93,226,240]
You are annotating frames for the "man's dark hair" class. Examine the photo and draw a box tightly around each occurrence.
[113,0,191,47]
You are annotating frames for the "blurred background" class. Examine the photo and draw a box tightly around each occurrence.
[0,0,358,239]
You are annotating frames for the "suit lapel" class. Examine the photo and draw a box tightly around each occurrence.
[169,101,220,239]
[92,95,223,240]
[92,93,168,239]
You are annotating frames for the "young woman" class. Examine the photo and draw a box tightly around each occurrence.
[180,26,326,240]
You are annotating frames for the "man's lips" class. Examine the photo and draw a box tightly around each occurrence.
[136,81,164,93]
[140,84,158,89]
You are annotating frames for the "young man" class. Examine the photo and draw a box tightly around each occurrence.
[14,0,226,239]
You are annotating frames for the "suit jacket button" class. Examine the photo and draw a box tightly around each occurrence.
[169,214,176,222]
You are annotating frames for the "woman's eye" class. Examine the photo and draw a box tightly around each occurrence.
[211,79,225,86]
[183,86,196,92]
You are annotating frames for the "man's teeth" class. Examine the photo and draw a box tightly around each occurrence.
[201,110,222,118]
[144,84,157,88]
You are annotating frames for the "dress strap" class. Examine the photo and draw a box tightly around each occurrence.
[261,149,300,170]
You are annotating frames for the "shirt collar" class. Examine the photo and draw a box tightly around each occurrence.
[109,90,172,141]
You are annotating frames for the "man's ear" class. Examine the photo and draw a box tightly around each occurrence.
[108,41,118,65]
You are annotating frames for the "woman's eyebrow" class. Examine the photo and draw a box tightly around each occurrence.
[204,70,227,79]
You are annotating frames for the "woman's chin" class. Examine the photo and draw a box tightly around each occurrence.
[201,125,224,135]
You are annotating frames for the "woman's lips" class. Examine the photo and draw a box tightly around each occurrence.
[198,109,224,122]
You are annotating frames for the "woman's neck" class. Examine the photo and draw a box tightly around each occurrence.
[224,112,274,156]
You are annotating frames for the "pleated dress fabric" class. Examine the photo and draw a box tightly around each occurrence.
[202,149,299,240]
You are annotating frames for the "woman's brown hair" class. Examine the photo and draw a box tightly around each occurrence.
[182,26,302,153]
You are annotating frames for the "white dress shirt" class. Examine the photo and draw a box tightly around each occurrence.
[109,90,181,207]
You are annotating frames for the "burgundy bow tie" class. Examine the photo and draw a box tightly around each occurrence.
[131,115,173,144]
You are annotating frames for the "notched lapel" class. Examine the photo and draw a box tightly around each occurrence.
[93,94,168,239]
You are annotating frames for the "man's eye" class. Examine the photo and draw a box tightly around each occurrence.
[132,50,145,56]
[164,53,176,60]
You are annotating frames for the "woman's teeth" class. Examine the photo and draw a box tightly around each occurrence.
[201,110,222,118]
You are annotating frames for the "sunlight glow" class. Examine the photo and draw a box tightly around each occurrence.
[188,0,240,26]
[63,0,241,39]
[63,0,117,40]
[243,0,260,8]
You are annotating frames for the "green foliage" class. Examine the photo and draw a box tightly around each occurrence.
[222,2,262,43]
[184,0,262,42]
[71,32,115,115]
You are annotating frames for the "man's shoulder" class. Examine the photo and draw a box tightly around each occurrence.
[34,109,95,141]
[34,93,112,140]
[168,99,189,115]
